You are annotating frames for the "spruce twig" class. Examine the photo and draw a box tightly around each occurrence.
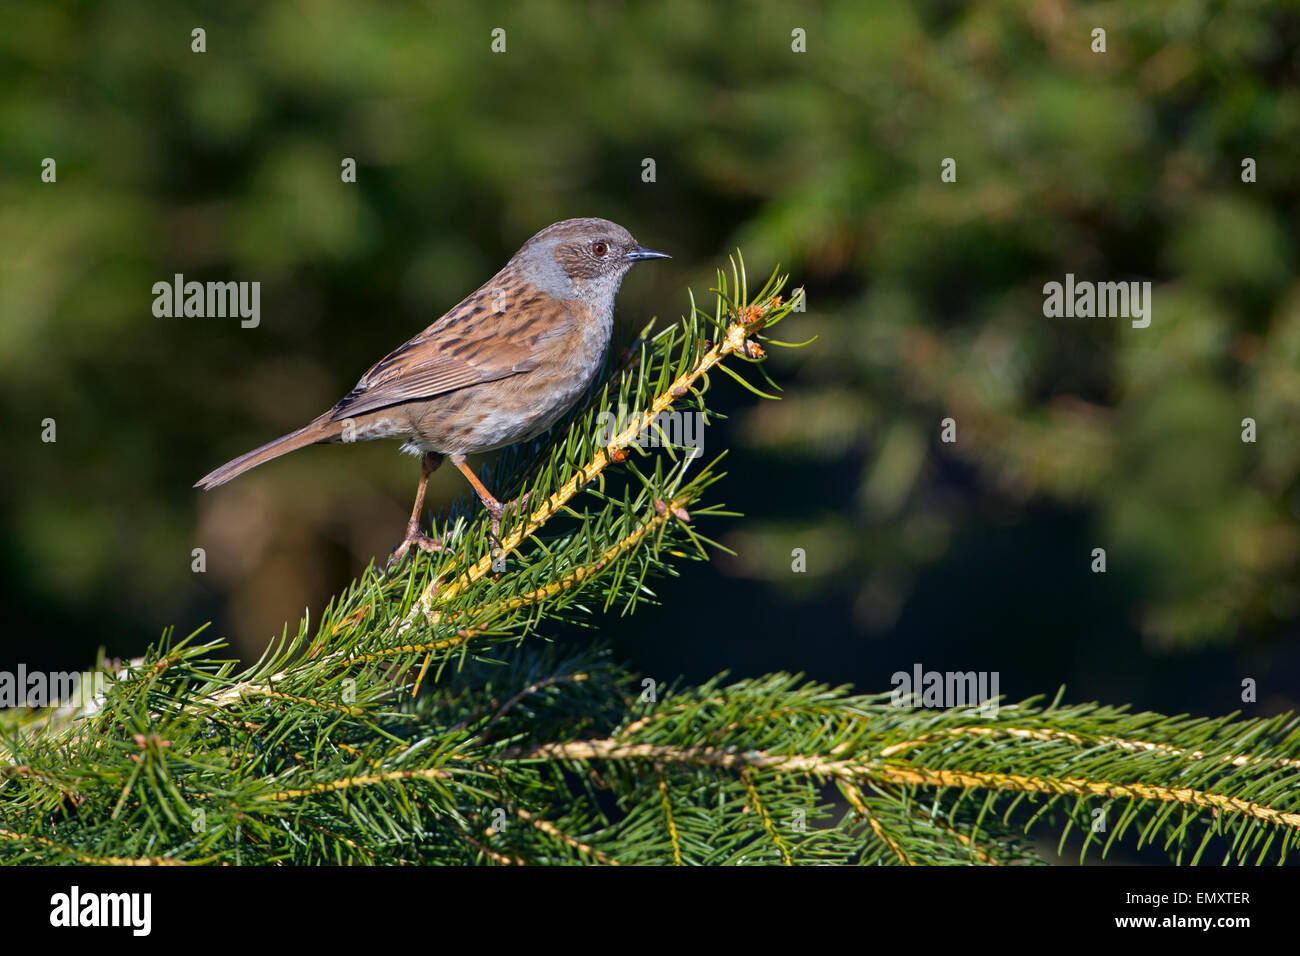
[2,259,1297,865]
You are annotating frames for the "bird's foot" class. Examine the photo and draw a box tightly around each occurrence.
[485,493,533,572]
[387,525,444,570]
[486,491,532,542]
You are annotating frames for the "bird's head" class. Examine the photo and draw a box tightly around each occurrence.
[515,217,670,304]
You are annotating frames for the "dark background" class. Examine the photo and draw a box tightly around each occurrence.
[4,1,1300,740]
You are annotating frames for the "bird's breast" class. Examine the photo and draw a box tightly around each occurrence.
[404,298,612,454]
[518,298,612,418]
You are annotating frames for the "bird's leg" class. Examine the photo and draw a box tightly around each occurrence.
[388,452,445,568]
[449,453,531,541]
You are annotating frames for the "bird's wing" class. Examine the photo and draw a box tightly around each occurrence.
[328,283,567,421]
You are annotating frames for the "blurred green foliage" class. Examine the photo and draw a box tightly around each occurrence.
[2,1,1299,721]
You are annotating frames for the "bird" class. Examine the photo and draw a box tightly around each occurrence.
[195,217,670,565]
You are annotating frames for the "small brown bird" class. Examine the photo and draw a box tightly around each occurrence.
[196,218,669,563]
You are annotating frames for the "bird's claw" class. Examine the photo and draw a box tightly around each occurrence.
[486,492,531,542]
[387,528,443,570]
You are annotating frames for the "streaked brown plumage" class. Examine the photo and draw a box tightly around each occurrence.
[195,218,669,562]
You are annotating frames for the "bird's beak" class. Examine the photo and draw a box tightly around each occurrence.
[626,246,671,262]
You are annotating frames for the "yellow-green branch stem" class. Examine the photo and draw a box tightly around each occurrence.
[508,738,1300,831]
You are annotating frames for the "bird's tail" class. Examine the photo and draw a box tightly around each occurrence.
[195,416,343,490]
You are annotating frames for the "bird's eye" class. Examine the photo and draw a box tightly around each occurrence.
[591,241,608,257]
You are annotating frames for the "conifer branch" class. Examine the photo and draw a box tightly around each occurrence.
[3,260,1297,866]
